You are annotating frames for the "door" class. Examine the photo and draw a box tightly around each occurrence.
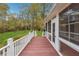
[51,18,56,43]
[51,16,60,51]
[53,23,55,43]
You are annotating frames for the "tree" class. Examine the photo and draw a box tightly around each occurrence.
[28,3,45,31]
[0,4,9,16]
[0,4,9,32]
[0,3,53,33]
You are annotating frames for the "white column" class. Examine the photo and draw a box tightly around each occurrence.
[7,38,14,56]
[55,15,60,51]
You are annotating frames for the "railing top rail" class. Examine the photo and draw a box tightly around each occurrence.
[0,45,9,51]
[14,34,28,44]
[14,31,34,43]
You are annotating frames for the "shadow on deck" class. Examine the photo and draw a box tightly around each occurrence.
[19,36,59,56]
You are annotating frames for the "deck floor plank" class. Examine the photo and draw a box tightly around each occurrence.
[19,37,59,56]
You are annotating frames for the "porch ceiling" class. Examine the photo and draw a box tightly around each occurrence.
[45,3,71,23]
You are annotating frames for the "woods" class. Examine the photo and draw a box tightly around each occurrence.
[0,3,51,33]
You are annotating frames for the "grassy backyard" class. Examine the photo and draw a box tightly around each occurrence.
[36,31,43,36]
[0,30,30,48]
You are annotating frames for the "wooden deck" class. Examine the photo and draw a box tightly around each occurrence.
[60,42,79,56]
[19,37,59,56]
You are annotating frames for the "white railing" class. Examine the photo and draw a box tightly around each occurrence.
[0,31,35,56]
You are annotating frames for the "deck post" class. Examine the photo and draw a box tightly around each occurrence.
[7,38,14,56]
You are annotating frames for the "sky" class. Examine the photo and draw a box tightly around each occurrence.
[7,3,31,14]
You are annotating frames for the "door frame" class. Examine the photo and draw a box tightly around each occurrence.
[51,18,56,43]
[51,15,60,51]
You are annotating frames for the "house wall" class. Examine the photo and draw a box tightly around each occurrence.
[59,3,79,52]
[45,3,79,55]
[47,3,69,52]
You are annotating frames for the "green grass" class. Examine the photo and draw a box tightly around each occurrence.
[36,30,43,36]
[0,30,30,48]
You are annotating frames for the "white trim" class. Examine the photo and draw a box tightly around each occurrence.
[59,37,79,52]
[46,37,63,56]
[51,17,56,43]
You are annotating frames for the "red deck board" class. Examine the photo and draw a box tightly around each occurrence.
[19,37,59,56]
[60,42,79,56]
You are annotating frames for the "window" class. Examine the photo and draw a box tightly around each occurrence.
[59,8,69,40]
[48,21,51,33]
[59,4,79,45]
[45,23,47,31]
[70,24,74,32]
